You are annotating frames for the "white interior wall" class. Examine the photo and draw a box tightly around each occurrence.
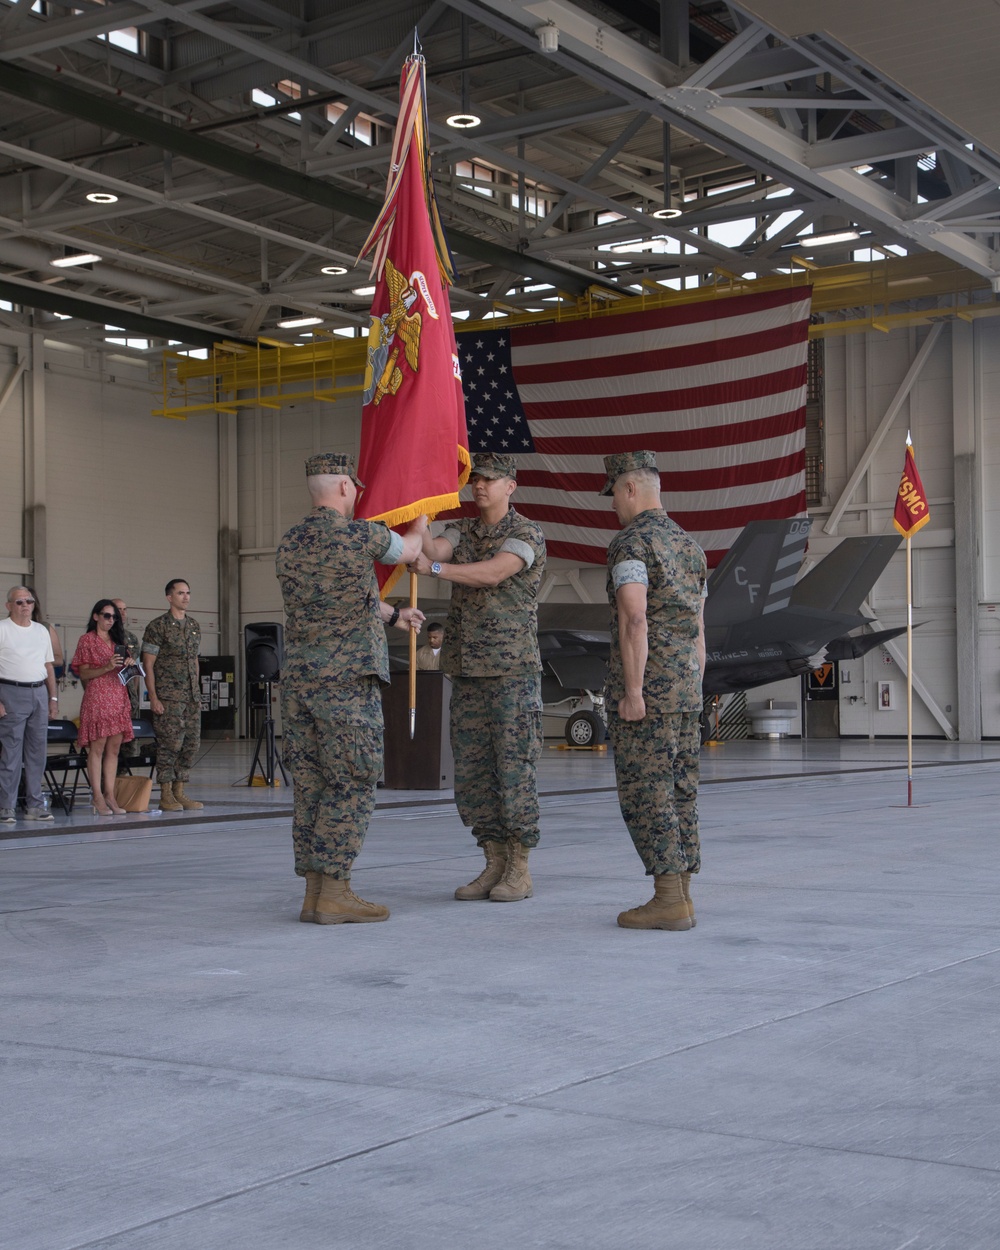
[0,335,221,721]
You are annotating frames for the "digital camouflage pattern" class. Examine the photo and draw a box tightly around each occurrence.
[450,673,542,848]
[599,449,658,495]
[153,699,201,783]
[606,510,706,714]
[141,613,202,782]
[438,507,545,850]
[470,451,517,479]
[608,711,701,875]
[439,507,545,677]
[277,508,393,686]
[282,679,383,877]
[607,508,707,876]
[277,506,394,878]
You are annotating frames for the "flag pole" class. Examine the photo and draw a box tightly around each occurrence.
[408,571,418,739]
[894,430,928,807]
[906,532,913,806]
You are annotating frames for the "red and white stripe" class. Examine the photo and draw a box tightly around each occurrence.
[507,288,811,567]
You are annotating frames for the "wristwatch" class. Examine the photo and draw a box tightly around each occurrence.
[430,561,442,577]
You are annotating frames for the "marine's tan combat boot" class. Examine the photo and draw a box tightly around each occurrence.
[315,874,389,924]
[299,871,322,923]
[455,840,507,900]
[489,839,533,902]
[173,782,203,810]
[617,873,693,931]
[680,871,696,927]
[158,781,182,812]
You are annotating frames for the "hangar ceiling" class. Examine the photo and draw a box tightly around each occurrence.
[0,0,998,355]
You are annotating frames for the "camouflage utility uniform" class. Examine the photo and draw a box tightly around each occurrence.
[607,510,707,875]
[441,507,546,849]
[141,613,201,784]
[119,625,141,759]
[277,507,402,879]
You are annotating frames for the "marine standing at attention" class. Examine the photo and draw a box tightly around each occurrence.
[601,451,707,930]
[408,451,546,903]
[277,453,426,925]
[141,579,203,812]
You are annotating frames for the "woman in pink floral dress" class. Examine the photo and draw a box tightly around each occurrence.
[71,601,135,815]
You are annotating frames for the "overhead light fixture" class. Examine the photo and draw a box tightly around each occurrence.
[795,229,861,247]
[651,204,683,220]
[86,192,118,204]
[448,16,481,129]
[50,250,102,268]
[352,285,376,297]
[320,264,348,276]
[536,22,559,53]
[276,313,323,329]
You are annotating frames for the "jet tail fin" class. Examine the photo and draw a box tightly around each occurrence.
[790,536,900,616]
[704,518,812,629]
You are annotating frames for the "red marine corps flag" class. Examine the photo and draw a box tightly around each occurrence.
[893,434,930,805]
[893,439,930,538]
[355,51,470,595]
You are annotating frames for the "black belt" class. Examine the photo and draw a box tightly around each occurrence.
[0,678,47,687]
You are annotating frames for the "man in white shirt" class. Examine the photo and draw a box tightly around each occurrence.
[0,586,58,822]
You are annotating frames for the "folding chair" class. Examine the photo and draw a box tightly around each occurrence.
[119,715,157,777]
[44,719,88,814]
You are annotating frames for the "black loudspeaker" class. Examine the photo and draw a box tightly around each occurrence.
[244,622,284,684]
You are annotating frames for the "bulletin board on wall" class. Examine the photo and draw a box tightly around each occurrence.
[200,656,236,734]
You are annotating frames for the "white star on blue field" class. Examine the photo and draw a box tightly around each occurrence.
[457,329,537,454]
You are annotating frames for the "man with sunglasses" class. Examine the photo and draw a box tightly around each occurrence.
[0,586,58,823]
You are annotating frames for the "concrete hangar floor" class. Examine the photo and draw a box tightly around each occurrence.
[3,736,999,1250]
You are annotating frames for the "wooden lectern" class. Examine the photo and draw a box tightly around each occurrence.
[381,671,454,790]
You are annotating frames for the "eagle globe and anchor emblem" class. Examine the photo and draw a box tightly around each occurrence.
[363,258,427,406]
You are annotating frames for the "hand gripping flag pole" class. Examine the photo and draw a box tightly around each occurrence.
[355,51,470,738]
[893,434,930,805]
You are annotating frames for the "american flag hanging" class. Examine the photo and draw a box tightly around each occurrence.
[453,286,812,567]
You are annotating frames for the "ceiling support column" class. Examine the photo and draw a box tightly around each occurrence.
[23,330,46,603]
[218,410,240,687]
[952,319,982,741]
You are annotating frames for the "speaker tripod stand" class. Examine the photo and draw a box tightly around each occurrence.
[248,680,289,787]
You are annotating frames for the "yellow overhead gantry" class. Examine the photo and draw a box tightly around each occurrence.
[154,255,1000,419]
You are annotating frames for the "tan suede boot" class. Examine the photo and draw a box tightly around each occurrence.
[489,839,533,902]
[455,841,507,900]
[173,782,203,810]
[158,781,182,812]
[680,871,696,927]
[617,873,693,930]
[300,872,322,923]
[315,874,389,924]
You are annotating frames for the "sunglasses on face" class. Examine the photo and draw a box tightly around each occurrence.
[98,612,116,620]
[13,598,35,606]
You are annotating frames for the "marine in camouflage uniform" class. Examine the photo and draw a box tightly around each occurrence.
[276,452,426,925]
[412,452,546,903]
[601,451,707,931]
[141,580,203,811]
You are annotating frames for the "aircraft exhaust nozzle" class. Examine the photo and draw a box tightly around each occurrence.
[824,624,914,662]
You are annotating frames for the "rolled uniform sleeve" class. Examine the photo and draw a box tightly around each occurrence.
[500,537,536,569]
[612,559,649,590]
[377,529,405,566]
